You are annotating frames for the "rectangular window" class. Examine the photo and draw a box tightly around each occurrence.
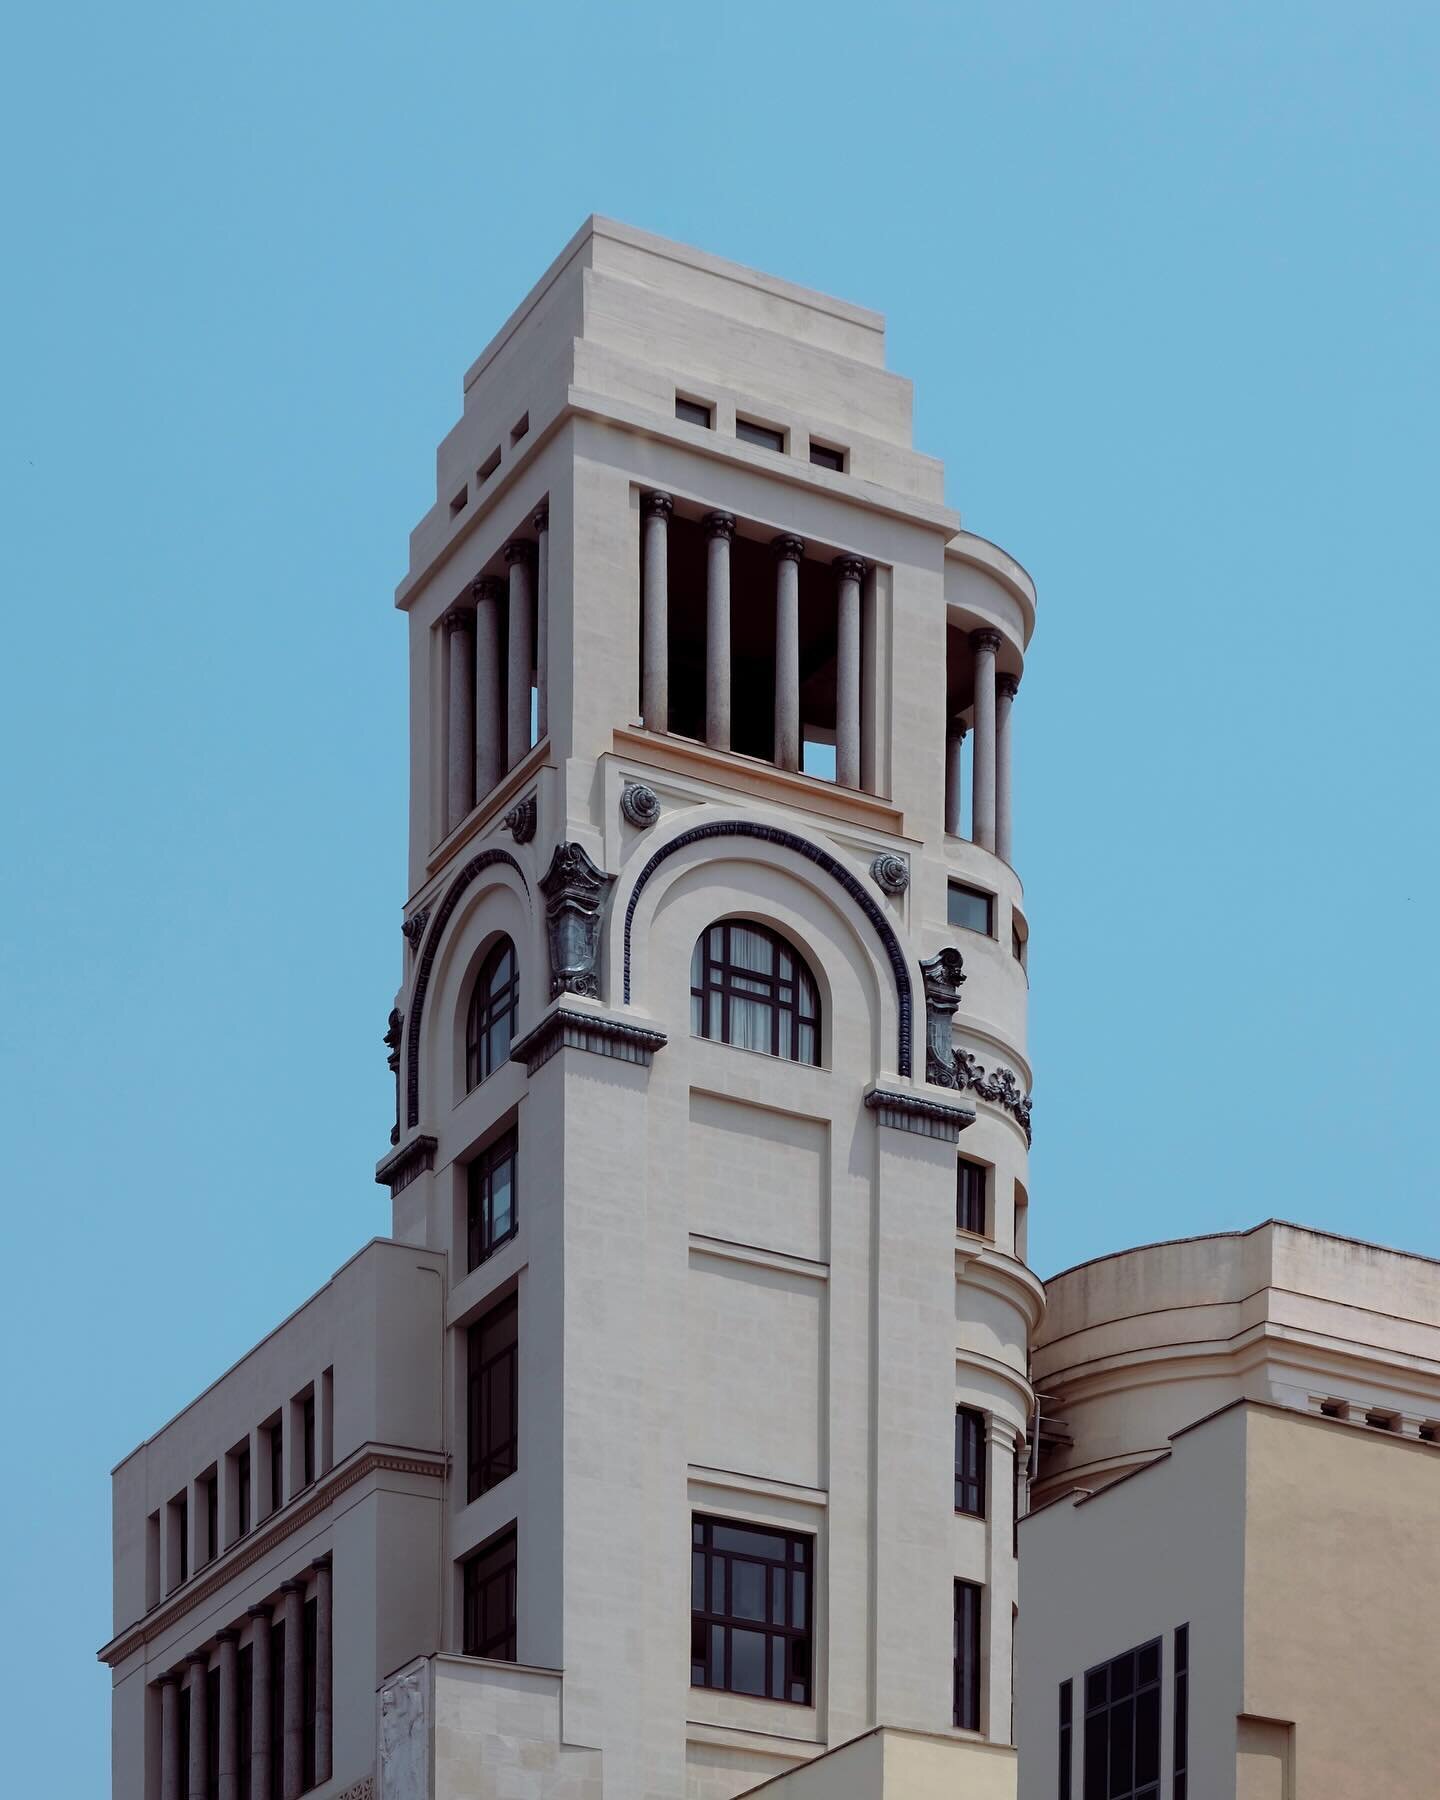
[268,1418,284,1514]
[238,1643,253,1791]
[510,412,529,445]
[736,416,785,453]
[808,441,845,472]
[1012,920,1027,966]
[1173,1624,1188,1800]
[690,1515,813,1704]
[269,1620,285,1800]
[468,1130,518,1270]
[1083,1637,1161,1800]
[467,1292,519,1501]
[237,1445,251,1539]
[203,1470,218,1564]
[1059,1677,1073,1799]
[146,1511,161,1609]
[957,1156,987,1235]
[303,1594,318,1790]
[955,1407,987,1516]
[948,881,994,936]
[302,1391,316,1488]
[170,1490,189,1589]
[462,1529,518,1661]
[478,444,501,481]
[953,1580,982,1730]
[676,396,712,428]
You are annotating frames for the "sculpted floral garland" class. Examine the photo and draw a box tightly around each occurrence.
[954,1049,1033,1144]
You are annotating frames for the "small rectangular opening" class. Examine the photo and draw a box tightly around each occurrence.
[478,445,501,482]
[809,441,846,472]
[1420,1423,1439,1443]
[1319,1399,1346,1419]
[948,881,995,937]
[736,416,785,453]
[321,1366,335,1473]
[676,396,713,429]
[228,1438,252,1543]
[146,1511,161,1610]
[262,1412,284,1515]
[1365,1410,1398,1431]
[510,412,529,445]
[200,1466,219,1564]
[449,485,468,518]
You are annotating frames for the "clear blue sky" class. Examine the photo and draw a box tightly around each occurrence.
[3,3,1437,1789]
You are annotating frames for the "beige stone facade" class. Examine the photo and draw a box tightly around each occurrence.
[103,219,1038,1799]
[1017,1225,1440,1799]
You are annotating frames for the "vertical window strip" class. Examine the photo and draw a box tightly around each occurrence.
[467,1130,519,1270]
[953,1579,982,1730]
[689,1515,813,1704]
[1082,1637,1162,1800]
[1173,1624,1189,1800]
[1059,1678,1073,1800]
[467,1292,519,1501]
[955,1407,987,1516]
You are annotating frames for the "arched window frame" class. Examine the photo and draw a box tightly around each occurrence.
[465,936,520,1091]
[689,919,821,1066]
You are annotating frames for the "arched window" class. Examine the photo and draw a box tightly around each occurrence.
[690,921,820,1065]
[466,937,519,1090]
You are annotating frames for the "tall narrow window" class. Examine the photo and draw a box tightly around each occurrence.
[466,938,519,1090]
[467,1293,519,1501]
[1173,1625,1189,1800]
[1058,1678,1073,1799]
[301,1391,316,1489]
[202,1470,218,1564]
[955,1407,987,1516]
[236,1445,251,1539]
[467,1130,518,1269]
[268,1419,284,1514]
[691,1516,813,1704]
[957,1157,987,1235]
[690,921,820,1064]
[1083,1638,1161,1800]
[954,1580,982,1730]
[463,1529,518,1660]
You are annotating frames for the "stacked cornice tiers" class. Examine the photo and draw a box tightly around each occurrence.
[1031,1220,1440,1506]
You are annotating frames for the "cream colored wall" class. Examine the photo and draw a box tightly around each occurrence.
[1241,1405,1440,1798]
[726,1728,1016,1800]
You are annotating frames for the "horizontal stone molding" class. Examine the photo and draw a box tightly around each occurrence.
[97,1446,445,1668]
[864,1084,976,1142]
[509,1005,667,1075]
[374,1134,438,1193]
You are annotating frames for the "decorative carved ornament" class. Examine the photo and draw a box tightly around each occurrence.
[510,1006,667,1076]
[539,842,614,1000]
[400,910,428,954]
[334,1781,374,1800]
[623,821,914,1079]
[383,1008,403,1146]
[919,949,967,1088]
[955,1049,1034,1144]
[374,1135,437,1193]
[864,1085,975,1143]
[503,795,537,843]
[620,782,661,829]
[870,852,909,896]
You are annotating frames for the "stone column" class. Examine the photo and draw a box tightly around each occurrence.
[641,492,672,734]
[996,672,1019,865]
[945,718,968,837]
[532,505,550,741]
[443,607,475,834]
[246,1606,272,1800]
[704,511,735,751]
[187,1654,209,1800]
[472,575,504,800]
[160,1675,182,1800]
[970,630,1002,852]
[834,556,864,789]
[504,541,533,770]
[281,1580,305,1800]
[313,1558,333,1784]
[216,1631,239,1800]
[773,535,804,772]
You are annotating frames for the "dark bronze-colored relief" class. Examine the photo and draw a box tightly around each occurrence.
[919,949,967,1087]
[539,842,614,1000]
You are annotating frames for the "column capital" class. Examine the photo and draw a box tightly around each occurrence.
[772,533,804,562]
[970,628,1003,654]
[531,503,549,535]
[503,539,530,566]
[472,574,505,604]
[947,716,969,742]
[186,1650,211,1669]
[246,1604,272,1623]
[997,672,1021,700]
[308,1552,333,1573]
[704,510,736,540]
[441,605,472,635]
[159,1671,183,1689]
[641,490,673,520]
[833,554,866,583]
[279,1577,307,1595]
[215,1629,239,1646]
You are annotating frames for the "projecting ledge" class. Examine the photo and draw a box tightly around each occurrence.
[509,1004,668,1076]
[864,1085,976,1143]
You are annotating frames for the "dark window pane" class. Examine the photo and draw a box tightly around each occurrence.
[953,1580,982,1730]
[947,883,994,935]
[956,1407,987,1515]
[1082,1637,1162,1800]
[465,939,519,1090]
[957,1158,987,1235]
[1134,1688,1160,1783]
[731,1561,766,1621]
[736,418,785,452]
[676,398,712,428]
[468,1131,519,1271]
[462,1530,517,1662]
[809,443,845,472]
[690,921,820,1066]
[691,1515,813,1705]
[467,1293,519,1502]
[730,1629,767,1695]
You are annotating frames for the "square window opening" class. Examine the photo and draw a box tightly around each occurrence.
[676,396,713,429]
[948,882,995,936]
[808,441,845,472]
[736,416,785,454]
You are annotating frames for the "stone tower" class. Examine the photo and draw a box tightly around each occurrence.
[102,218,1038,1800]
